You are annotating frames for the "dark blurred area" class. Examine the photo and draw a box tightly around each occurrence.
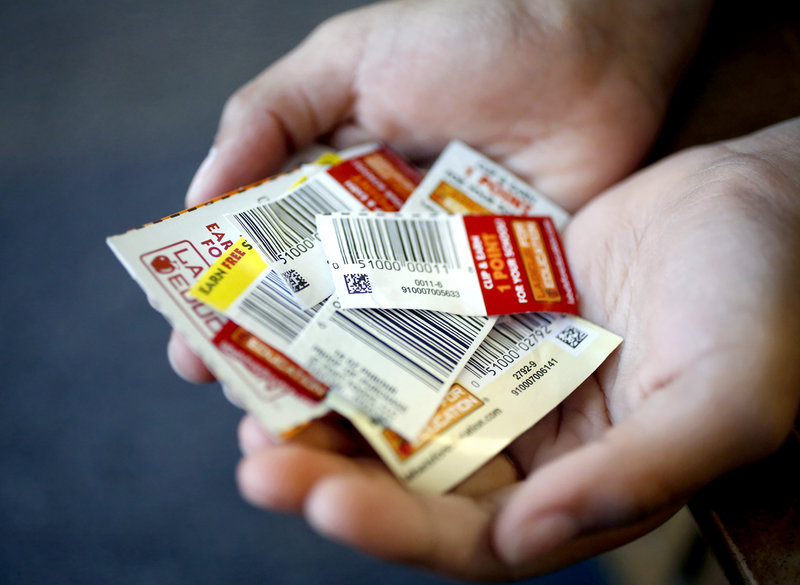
[0,2,609,584]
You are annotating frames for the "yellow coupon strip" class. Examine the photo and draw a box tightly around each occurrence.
[313,151,344,167]
[289,151,345,189]
[189,238,267,312]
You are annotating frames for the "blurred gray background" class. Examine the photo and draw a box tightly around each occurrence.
[0,2,610,584]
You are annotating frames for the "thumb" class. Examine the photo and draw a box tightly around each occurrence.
[185,12,368,207]
[492,358,791,567]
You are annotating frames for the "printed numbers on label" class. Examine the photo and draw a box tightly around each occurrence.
[414,279,443,288]
[511,358,559,396]
[406,261,449,275]
[512,360,538,380]
[276,236,316,265]
[332,259,451,275]
[400,286,461,298]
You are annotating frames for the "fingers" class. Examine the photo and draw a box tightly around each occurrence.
[185,15,368,207]
[239,412,368,456]
[166,330,216,383]
[236,413,382,510]
[236,416,524,580]
[303,472,510,580]
[449,453,521,499]
[237,444,367,513]
[492,355,794,567]
[493,420,681,565]
[237,413,277,454]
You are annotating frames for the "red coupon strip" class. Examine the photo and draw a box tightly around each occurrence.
[327,144,422,211]
[317,212,578,316]
[213,322,328,402]
[463,215,576,315]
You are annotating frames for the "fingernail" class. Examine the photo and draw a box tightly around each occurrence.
[185,145,217,207]
[503,513,578,564]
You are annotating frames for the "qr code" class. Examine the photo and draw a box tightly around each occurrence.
[556,326,588,349]
[344,273,372,294]
[282,269,309,293]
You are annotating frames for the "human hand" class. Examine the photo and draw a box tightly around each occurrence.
[236,118,800,580]
[169,0,712,380]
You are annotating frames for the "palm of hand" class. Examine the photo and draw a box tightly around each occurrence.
[238,123,800,581]
[322,1,662,211]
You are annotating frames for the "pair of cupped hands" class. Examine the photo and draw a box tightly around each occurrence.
[167,1,800,580]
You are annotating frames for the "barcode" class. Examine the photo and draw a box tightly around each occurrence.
[330,307,488,389]
[230,181,355,262]
[329,214,463,268]
[238,270,320,346]
[462,313,553,380]
[344,273,372,294]
[556,325,588,349]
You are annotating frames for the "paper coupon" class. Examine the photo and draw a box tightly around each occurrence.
[189,238,267,312]
[347,313,622,493]
[185,236,329,402]
[402,140,570,229]
[289,296,495,441]
[213,322,328,402]
[188,237,322,345]
[317,212,577,316]
[107,167,329,437]
[227,144,422,310]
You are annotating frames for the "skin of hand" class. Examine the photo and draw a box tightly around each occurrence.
[157,0,800,578]
[235,118,800,580]
[168,0,712,381]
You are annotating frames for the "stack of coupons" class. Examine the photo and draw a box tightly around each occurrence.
[108,141,622,493]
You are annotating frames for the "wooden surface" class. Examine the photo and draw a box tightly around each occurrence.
[689,427,800,585]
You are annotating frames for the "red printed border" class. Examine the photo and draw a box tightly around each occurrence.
[213,322,328,402]
[328,145,422,211]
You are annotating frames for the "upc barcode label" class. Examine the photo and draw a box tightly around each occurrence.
[235,269,322,347]
[289,296,495,440]
[189,238,321,349]
[231,180,356,262]
[459,312,555,384]
[226,145,422,309]
[188,237,329,402]
[344,314,622,494]
[330,213,463,268]
[317,212,578,316]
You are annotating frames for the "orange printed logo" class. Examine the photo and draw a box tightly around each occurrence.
[382,384,483,460]
[430,181,491,214]
[511,219,561,303]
